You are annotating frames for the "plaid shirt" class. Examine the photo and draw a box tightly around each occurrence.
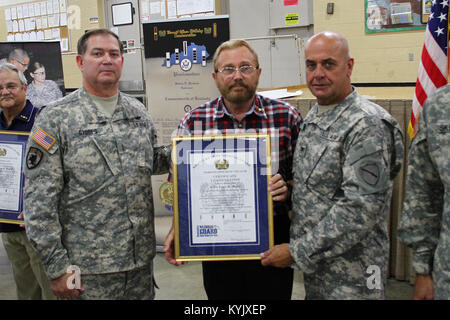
[174,94,302,181]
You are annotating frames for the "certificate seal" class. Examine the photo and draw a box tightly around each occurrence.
[180,58,192,71]
[159,182,173,207]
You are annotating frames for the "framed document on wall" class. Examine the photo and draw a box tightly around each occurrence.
[0,131,29,224]
[172,134,274,261]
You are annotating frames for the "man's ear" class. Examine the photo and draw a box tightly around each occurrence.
[76,55,83,71]
[347,58,354,78]
[257,67,262,78]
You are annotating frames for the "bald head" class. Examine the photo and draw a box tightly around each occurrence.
[306,31,351,60]
[304,31,354,105]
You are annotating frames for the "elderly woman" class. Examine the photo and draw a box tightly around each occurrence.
[26,62,63,107]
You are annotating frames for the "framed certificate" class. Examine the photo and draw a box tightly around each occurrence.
[172,134,274,261]
[0,131,29,224]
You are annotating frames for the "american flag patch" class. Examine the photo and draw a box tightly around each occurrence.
[32,128,56,150]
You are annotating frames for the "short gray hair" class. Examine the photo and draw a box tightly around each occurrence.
[8,48,29,63]
[0,63,28,86]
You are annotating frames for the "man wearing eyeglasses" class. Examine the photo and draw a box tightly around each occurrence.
[0,49,30,73]
[164,39,302,300]
[0,63,55,299]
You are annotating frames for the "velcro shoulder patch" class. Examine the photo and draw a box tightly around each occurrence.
[32,128,56,151]
[358,163,380,186]
[26,147,43,169]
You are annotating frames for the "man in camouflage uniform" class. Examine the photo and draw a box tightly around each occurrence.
[262,31,404,299]
[23,29,170,300]
[397,85,450,300]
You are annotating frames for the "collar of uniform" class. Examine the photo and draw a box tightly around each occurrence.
[79,87,107,123]
[79,87,129,123]
[0,100,36,129]
[115,92,144,121]
[213,95,267,120]
[308,87,357,131]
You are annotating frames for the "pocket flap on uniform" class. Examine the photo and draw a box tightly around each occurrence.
[91,137,120,176]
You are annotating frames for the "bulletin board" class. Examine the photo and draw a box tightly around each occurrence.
[139,0,216,23]
[365,0,426,33]
[421,0,432,23]
[3,0,70,52]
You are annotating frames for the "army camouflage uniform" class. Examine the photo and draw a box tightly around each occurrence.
[289,89,404,299]
[23,87,170,299]
[398,84,450,300]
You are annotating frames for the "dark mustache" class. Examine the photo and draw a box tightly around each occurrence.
[229,80,249,89]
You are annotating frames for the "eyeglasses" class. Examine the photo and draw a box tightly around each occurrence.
[216,65,258,76]
[14,60,29,68]
[0,83,21,92]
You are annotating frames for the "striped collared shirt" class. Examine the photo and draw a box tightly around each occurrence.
[175,94,302,180]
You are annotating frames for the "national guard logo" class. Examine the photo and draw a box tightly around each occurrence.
[26,147,43,169]
[197,225,218,237]
[215,159,229,170]
[0,148,6,156]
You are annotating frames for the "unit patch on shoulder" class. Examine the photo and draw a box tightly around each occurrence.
[358,163,380,186]
[32,128,56,151]
[26,147,43,169]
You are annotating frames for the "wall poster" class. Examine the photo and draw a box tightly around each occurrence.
[143,15,229,215]
[365,0,426,33]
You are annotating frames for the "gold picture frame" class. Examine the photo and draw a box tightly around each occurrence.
[172,133,274,261]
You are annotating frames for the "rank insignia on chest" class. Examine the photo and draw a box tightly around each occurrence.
[26,147,43,169]
[437,124,450,134]
[132,120,149,128]
[32,128,56,151]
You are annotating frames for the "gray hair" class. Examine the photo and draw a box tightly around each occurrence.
[0,63,28,86]
[8,48,29,63]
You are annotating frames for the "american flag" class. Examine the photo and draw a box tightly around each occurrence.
[32,128,55,150]
[409,0,449,139]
